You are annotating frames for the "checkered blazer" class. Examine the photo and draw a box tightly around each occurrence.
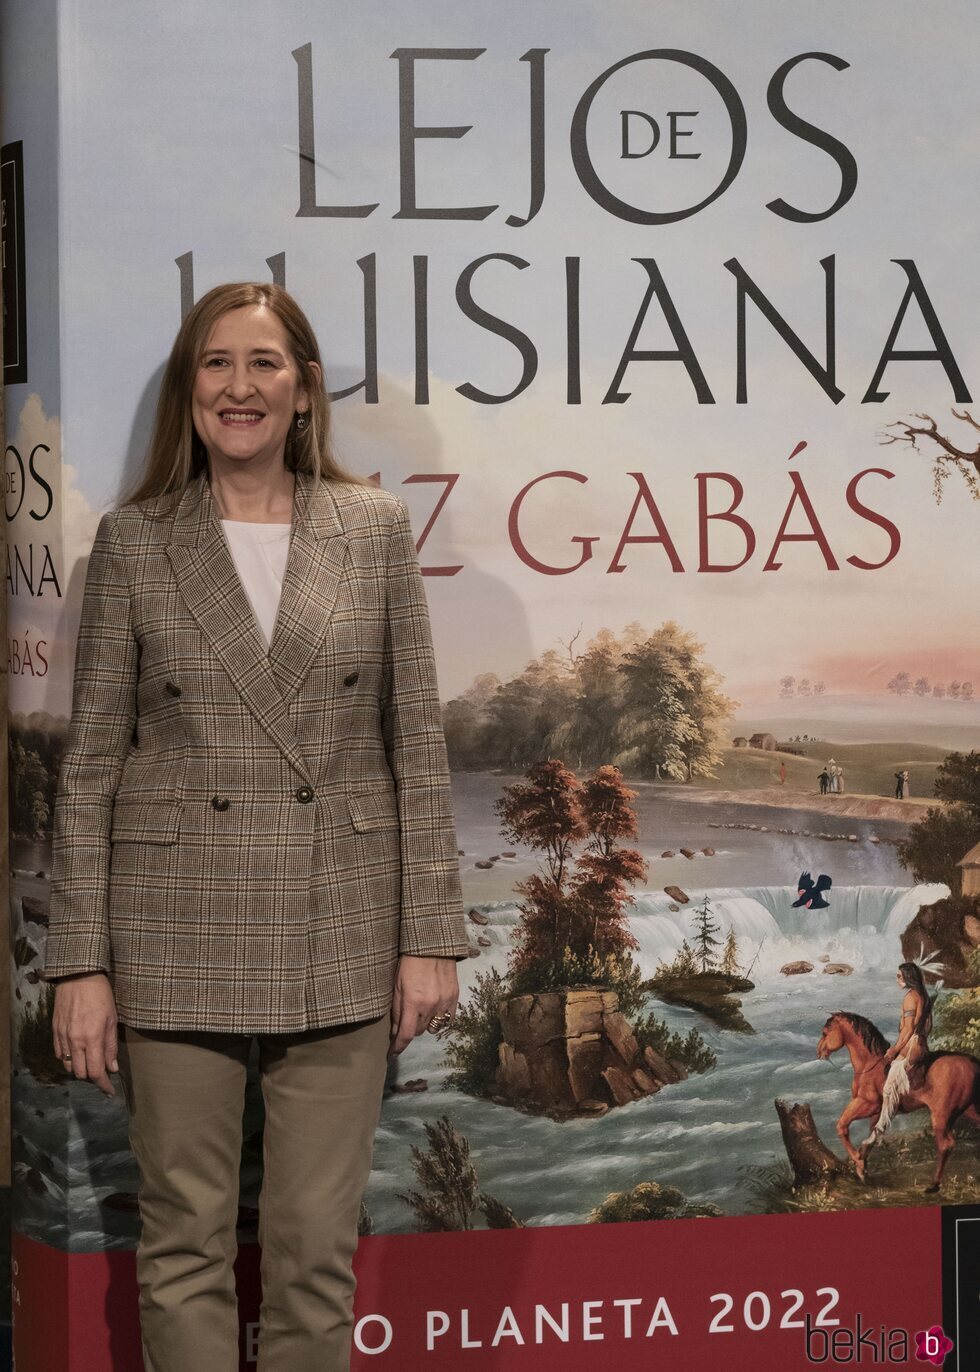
[42,468,470,1033]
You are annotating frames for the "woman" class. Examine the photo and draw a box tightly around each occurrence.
[43,282,469,1371]
[862,960,933,1154]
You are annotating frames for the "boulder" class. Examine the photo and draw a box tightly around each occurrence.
[702,847,716,857]
[817,954,831,962]
[664,886,690,905]
[822,963,853,976]
[661,850,675,859]
[495,988,683,1117]
[900,895,980,988]
[780,960,814,976]
[679,848,697,860]
[468,909,490,925]
[643,1044,686,1085]
[603,1065,640,1107]
[391,1078,428,1094]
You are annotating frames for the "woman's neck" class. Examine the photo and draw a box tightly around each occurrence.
[208,464,295,523]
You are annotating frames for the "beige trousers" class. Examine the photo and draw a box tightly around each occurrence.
[116,1014,390,1372]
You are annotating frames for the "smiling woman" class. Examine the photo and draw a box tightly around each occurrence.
[192,308,314,511]
[43,281,469,1371]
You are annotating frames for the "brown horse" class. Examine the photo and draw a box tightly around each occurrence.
[816,1011,980,1191]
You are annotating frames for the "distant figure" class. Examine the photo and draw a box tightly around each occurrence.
[818,769,830,795]
[793,871,833,909]
[779,760,787,785]
[827,759,839,793]
[837,766,845,795]
[901,769,910,799]
[894,771,904,800]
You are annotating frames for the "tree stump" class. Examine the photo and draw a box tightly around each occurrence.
[775,1099,847,1186]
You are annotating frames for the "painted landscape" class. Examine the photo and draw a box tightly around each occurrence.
[11,620,980,1248]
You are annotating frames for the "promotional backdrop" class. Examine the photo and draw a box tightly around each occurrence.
[5,2,980,1367]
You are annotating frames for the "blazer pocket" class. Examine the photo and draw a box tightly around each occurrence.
[347,788,400,833]
[110,799,182,846]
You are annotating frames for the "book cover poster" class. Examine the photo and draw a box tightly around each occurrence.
[6,1,979,1366]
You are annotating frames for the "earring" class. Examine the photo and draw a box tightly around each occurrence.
[295,412,308,430]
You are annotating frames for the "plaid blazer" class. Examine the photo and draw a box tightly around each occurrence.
[42,468,469,1033]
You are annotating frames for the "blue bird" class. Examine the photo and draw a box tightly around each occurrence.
[793,871,832,909]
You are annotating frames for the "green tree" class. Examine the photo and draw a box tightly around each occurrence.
[691,895,721,973]
[618,622,736,781]
[898,750,980,885]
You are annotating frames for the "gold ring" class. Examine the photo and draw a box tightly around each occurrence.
[62,1053,72,1061]
[426,1012,454,1033]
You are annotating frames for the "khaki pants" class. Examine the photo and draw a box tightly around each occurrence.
[116,1014,390,1372]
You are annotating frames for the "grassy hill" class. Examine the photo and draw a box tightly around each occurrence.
[694,738,948,801]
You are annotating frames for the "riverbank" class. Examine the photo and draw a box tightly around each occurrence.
[652,785,932,824]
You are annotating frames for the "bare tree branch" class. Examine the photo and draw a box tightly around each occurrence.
[880,408,980,504]
[556,625,583,670]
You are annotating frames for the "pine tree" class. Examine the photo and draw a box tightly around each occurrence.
[691,895,721,974]
[720,926,741,977]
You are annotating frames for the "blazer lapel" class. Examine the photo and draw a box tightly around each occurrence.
[166,468,350,783]
[267,472,351,702]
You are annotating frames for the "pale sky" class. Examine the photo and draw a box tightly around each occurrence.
[6,0,978,713]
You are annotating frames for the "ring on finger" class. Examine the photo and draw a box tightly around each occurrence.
[426,1011,454,1033]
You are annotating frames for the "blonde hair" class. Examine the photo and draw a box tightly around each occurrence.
[121,281,374,510]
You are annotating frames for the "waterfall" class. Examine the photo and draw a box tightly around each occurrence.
[459,883,950,987]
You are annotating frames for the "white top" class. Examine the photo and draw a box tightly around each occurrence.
[219,519,292,651]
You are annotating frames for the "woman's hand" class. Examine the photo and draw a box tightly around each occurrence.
[51,974,119,1096]
[389,955,459,1056]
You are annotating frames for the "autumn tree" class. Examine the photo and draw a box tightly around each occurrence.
[720,927,741,977]
[494,760,645,987]
[567,766,647,958]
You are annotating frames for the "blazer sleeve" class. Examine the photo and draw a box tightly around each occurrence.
[42,511,138,980]
[379,498,470,960]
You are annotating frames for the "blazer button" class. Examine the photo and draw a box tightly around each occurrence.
[211,795,231,811]
[343,671,359,687]
[165,681,182,697]
[295,786,314,804]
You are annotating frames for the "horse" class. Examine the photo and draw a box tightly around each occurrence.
[816,1011,980,1191]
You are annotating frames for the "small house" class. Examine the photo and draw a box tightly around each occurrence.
[958,841,980,899]
[749,732,777,751]
[733,736,748,749]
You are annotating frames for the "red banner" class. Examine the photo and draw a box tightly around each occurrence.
[13,1206,945,1370]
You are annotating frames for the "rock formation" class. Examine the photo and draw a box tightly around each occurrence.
[494,989,686,1118]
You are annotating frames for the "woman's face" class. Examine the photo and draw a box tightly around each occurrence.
[191,305,317,473]
[896,969,907,988]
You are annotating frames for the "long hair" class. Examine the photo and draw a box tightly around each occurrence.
[898,961,933,1038]
[120,282,374,511]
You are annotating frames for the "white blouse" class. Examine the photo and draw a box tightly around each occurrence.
[219,519,292,652]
